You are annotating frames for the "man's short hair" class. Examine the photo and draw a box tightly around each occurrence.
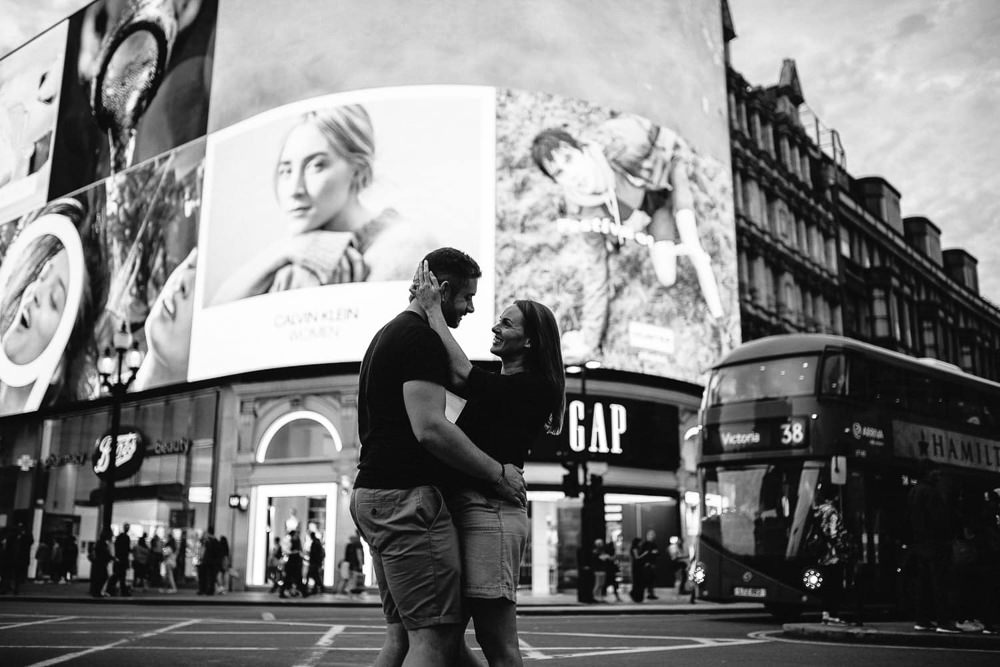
[423,247,481,291]
[531,127,582,180]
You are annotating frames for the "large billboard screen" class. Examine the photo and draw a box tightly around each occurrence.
[0,0,736,418]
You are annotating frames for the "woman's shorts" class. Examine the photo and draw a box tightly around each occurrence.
[448,488,529,602]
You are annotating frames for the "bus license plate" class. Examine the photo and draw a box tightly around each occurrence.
[733,586,766,598]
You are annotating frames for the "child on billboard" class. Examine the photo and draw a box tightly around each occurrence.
[531,114,723,361]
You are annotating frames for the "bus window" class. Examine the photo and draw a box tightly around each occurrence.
[820,352,846,396]
[947,388,985,426]
[700,462,822,559]
[706,356,820,405]
[871,362,904,408]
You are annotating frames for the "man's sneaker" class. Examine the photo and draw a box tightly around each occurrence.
[936,623,962,634]
[913,623,936,631]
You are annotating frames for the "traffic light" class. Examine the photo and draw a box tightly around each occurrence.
[562,463,580,497]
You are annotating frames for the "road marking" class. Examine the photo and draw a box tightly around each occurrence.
[291,624,346,667]
[0,616,76,631]
[518,636,551,660]
[539,637,769,660]
[25,618,198,667]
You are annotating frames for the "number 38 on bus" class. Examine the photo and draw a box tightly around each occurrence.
[690,334,1000,619]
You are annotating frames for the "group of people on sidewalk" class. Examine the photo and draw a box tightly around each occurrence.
[907,464,1000,635]
[0,522,33,594]
[587,530,677,603]
[265,529,338,599]
[87,523,192,598]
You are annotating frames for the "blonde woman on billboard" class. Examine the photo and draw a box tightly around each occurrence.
[414,261,566,667]
[212,105,437,303]
[0,198,106,415]
[132,246,197,391]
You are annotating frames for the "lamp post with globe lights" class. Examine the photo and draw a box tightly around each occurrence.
[96,321,143,536]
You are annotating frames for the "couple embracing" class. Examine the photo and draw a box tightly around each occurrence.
[351,247,565,666]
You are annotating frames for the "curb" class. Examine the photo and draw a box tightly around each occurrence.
[782,623,1000,651]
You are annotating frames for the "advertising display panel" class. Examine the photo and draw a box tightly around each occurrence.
[0,139,203,415]
[0,22,67,223]
[1,0,736,417]
[189,87,496,379]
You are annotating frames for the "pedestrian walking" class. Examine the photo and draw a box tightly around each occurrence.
[628,537,645,602]
[162,535,178,593]
[267,537,283,593]
[133,534,150,591]
[109,523,132,597]
[590,539,609,602]
[639,530,660,600]
[603,540,621,601]
[307,532,325,595]
[217,535,231,594]
[344,533,364,596]
[279,530,309,598]
[62,536,79,583]
[149,533,164,588]
[34,537,52,583]
[908,464,960,633]
[89,528,113,598]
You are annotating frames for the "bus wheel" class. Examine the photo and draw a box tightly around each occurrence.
[764,602,803,622]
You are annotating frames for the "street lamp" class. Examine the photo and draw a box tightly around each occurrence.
[97,321,143,536]
[564,360,604,602]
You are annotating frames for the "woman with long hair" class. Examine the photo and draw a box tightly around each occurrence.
[212,104,436,303]
[0,197,106,415]
[415,261,565,667]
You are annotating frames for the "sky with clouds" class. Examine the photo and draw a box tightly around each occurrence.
[4,0,999,303]
[727,0,1000,305]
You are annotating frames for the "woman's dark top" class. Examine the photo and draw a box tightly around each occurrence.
[454,365,551,498]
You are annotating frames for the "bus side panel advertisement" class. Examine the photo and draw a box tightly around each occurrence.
[894,420,1000,474]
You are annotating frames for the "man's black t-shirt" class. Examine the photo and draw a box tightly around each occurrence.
[454,366,550,496]
[355,311,449,488]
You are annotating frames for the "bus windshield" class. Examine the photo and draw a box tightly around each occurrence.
[705,355,820,406]
[700,462,822,559]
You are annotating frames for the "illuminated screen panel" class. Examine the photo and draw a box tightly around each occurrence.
[0,0,735,417]
[0,21,68,224]
[46,0,217,200]
[0,139,203,416]
[187,87,496,380]
[495,89,737,381]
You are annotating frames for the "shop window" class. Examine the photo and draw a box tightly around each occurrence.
[257,411,343,462]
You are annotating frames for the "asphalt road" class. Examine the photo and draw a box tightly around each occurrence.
[1,602,997,666]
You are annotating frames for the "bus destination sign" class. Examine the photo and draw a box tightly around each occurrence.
[705,417,808,455]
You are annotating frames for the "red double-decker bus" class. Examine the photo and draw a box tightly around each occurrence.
[692,334,1000,618]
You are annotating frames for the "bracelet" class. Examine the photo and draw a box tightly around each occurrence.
[493,462,505,486]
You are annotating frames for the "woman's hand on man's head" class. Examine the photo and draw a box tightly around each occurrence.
[410,260,442,314]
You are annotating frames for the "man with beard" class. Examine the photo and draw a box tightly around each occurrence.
[351,247,526,667]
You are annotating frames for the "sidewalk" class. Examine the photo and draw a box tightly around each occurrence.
[783,620,1000,651]
[1,580,758,615]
